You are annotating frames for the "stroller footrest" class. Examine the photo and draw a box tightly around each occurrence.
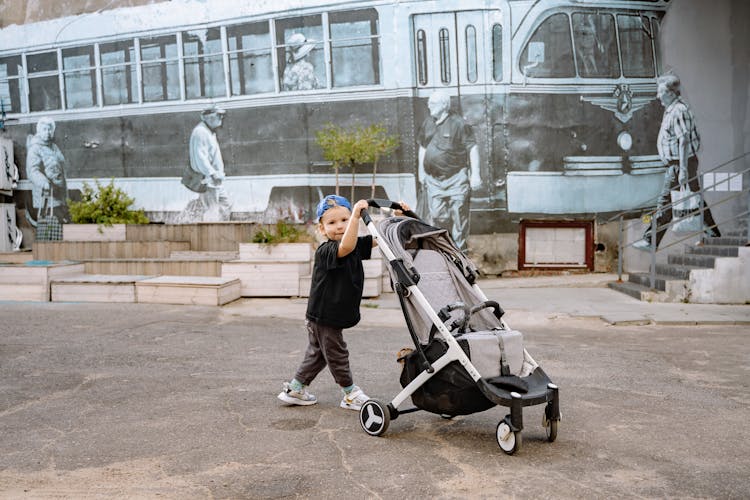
[478,368,553,407]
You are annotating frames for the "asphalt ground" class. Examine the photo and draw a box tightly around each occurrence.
[1,277,749,499]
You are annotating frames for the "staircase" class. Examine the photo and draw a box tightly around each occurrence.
[1,222,388,305]
[609,228,749,303]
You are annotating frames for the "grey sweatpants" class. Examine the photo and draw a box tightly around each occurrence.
[294,320,353,388]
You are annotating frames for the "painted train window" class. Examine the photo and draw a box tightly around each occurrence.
[572,13,619,78]
[227,21,274,95]
[520,13,575,78]
[27,51,61,112]
[438,28,451,84]
[0,56,23,113]
[140,35,180,102]
[276,15,325,91]
[62,46,97,109]
[652,19,663,75]
[2,7,385,114]
[183,28,226,99]
[521,11,660,80]
[492,24,502,81]
[416,29,428,86]
[618,15,655,77]
[465,25,478,83]
[329,8,380,88]
[100,41,137,105]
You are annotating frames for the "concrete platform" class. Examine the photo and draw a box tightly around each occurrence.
[221,261,311,297]
[0,261,85,301]
[135,275,241,306]
[51,274,153,303]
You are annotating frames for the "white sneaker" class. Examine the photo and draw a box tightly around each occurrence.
[278,382,317,406]
[340,386,369,411]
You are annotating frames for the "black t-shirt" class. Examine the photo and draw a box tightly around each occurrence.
[306,235,373,329]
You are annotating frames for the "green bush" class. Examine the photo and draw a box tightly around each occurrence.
[251,220,314,244]
[68,179,149,226]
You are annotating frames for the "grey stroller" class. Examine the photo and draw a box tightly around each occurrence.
[357,200,560,455]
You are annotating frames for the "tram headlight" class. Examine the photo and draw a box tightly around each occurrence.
[617,131,633,151]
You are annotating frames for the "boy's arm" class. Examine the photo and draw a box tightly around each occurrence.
[338,199,368,258]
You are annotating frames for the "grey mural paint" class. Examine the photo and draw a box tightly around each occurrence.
[0,0,674,233]
[25,117,70,224]
[177,105,232,223]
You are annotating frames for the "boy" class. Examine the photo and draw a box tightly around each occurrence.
[278,194,408,410]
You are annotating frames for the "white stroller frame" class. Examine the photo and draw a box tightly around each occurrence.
[357,200,560,455]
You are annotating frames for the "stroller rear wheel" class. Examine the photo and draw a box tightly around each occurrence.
[359,399,390,436]
[496,421,522,455]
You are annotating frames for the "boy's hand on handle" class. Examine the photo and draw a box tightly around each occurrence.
[352,199,369,218]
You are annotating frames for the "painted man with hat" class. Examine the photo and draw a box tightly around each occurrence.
[282,32,321,91]
[182,104,232,222]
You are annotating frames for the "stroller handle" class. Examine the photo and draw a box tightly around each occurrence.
[366,199,420,220]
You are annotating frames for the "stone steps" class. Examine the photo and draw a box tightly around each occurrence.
[611,224,749,303]
[83,258,223,277]
[33,240,191,260]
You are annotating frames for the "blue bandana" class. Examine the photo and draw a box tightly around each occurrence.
[316,194,352,221]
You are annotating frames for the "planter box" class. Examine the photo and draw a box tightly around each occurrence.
[238,242,313,261]
[63,224,127,241]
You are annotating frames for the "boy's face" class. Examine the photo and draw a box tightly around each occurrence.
[318,205,351,241]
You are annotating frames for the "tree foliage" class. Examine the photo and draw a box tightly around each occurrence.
[68,179,149,226]
[315,122,399,199]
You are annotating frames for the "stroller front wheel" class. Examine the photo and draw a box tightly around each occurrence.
[496,421,522,455]
[359,399,391,436]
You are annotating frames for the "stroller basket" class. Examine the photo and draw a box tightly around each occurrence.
[356,200,561,455]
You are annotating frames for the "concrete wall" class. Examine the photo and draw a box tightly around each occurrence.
[0,0,164,28]
[660,0,750,233]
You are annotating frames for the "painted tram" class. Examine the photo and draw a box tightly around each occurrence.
[0,0,671,236]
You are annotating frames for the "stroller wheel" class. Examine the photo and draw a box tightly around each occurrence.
[496,421,522,455]
[359,399,390,437]
[545,419,558,442]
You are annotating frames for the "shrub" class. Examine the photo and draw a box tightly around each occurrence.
[251,220,315,244]
[68,179,149,226]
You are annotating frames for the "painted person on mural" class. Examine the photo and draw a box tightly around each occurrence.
[417,90,481,250]
[282,33,321,92]
[26,117,70,223]
[634,74,721,250]
[186,105,232,222]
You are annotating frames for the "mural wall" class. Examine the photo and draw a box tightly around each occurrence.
[0,0,746,260]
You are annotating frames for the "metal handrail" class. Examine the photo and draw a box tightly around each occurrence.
[605,151,750,223]
[614,156,750,289]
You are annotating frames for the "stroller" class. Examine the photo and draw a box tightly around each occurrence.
[357,200,560,455]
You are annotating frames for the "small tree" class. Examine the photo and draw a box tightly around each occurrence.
[315,122,399,200]
[68,179,149,227]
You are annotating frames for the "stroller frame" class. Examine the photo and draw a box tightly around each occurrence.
[357,200,561,455]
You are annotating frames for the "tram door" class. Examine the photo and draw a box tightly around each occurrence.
[412,11,487,93]
[412,11,498,227]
